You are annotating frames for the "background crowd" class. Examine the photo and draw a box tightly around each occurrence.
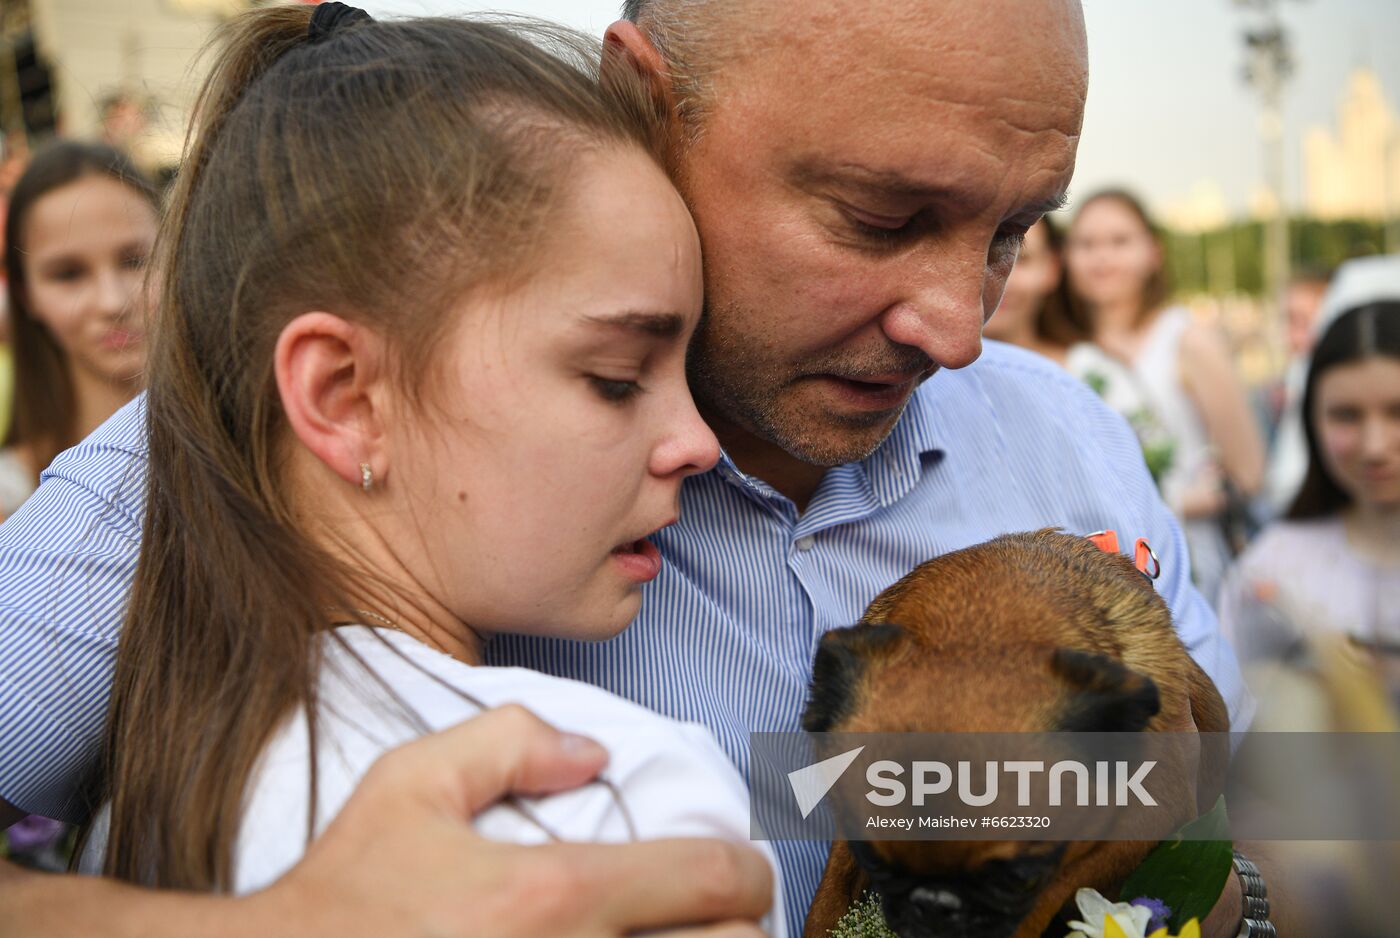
[0,0,1397,933]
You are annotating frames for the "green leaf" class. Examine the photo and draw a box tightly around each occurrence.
[1118,796,1233,931]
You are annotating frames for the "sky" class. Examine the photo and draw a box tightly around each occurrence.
[358,0,1400,218]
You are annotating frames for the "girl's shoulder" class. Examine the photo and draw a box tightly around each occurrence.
[0,446,37,515]
[234,627,769,900]
[1230,516,1346,583]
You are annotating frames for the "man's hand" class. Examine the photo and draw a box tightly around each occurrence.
[1,706,774,938]
[1199,867,1242,938]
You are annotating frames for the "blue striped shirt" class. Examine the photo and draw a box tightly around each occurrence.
[0,341,1250,935]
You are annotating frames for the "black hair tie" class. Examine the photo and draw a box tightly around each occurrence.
[308,2,374,43]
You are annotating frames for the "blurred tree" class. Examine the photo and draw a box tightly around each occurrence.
[1168,218,1385,297]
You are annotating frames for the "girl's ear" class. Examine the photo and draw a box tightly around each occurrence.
[275,311,390,490]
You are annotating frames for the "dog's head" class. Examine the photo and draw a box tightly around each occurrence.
[803,531,1197,937]
[806,531,1174,737]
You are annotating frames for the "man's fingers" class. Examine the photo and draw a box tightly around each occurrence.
[363,705,609,818]
[555,838,774,932]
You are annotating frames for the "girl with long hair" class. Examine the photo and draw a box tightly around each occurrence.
[1065,190,1265,601]
[987,216,1176,484]
[89,6,783,928]
[1219,301,1400,693]
[0,142,159,518]
[1216,301,1399,935]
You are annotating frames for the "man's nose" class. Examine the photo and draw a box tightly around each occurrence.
[877,282,986,371]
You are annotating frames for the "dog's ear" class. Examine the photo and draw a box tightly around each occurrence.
[1051,647,1161,732]
[805,623,905,733]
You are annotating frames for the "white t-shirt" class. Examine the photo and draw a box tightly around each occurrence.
[94,626,787,936]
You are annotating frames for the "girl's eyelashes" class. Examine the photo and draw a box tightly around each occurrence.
[43,263,86,282]
[589,376,643,403]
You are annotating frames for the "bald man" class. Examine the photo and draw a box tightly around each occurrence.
[1,2,1254,936]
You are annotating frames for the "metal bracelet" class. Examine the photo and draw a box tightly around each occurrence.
[1233,850,1275,938]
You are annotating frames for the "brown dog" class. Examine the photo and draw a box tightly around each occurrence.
[802,529,1229,938]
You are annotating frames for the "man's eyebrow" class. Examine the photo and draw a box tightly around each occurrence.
[791,162,950,202]
[581,311,686,338]
[792,162,1070,217]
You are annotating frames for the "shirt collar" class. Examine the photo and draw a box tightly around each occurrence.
[862,380,945,506]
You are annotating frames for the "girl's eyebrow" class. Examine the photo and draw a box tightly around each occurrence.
[582,310,686,339]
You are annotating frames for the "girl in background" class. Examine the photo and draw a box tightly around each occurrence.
[1217,299,1399,938]
[90,7,784,932]
[986,217,1175,486]
[983,216,1081,363]
[1065,190,1265,601]
[0,142,158,519]
[1219,301,1400,701]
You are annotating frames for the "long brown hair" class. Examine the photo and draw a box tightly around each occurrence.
[1030,215,1090,348]
[2,141,159,475]
[1069,188,1172,330]
[99,5,668,889]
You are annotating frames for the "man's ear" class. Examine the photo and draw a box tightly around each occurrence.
[1051,647,1160,732]
[805,623,905,733]
[274,311,389,491]
[603,20,676,113]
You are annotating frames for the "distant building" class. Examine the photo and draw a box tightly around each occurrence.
[1162,179,1230,233]
[1303,68,1400,221]
[5,0,253,173]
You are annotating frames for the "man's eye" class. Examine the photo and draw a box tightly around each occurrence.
[853,218,912,243]
[995,225,1030,249]
[590,377,642,403]
[842,206,916,244]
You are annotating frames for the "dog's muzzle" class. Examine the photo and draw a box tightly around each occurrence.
[848,841,1066,938]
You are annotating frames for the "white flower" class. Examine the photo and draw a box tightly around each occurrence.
[1064,887,1153,938]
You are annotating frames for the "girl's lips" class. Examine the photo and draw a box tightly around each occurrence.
[610,537,663,583]
[99,330,143,350]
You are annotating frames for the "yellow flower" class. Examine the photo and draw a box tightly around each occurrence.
[1146,919,1201,938]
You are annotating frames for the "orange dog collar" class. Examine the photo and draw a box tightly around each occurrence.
[1087,530,1161,581]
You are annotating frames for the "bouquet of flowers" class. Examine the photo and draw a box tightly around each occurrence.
[1,814,74,872]
[823,798,1231,938]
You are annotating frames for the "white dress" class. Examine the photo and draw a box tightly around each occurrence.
[88,627,788,937]
[1130,307,1234,603]
[0,449,35,517]
[1219,518,1400,658]
[1063,342,1176,486]
[1217,517,1400,726]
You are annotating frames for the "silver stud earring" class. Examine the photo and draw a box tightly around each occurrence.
[360,462,373,493]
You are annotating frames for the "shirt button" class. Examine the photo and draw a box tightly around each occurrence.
[794,535,816,551]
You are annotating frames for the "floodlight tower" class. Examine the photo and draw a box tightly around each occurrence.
[1233,0,1299,316]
